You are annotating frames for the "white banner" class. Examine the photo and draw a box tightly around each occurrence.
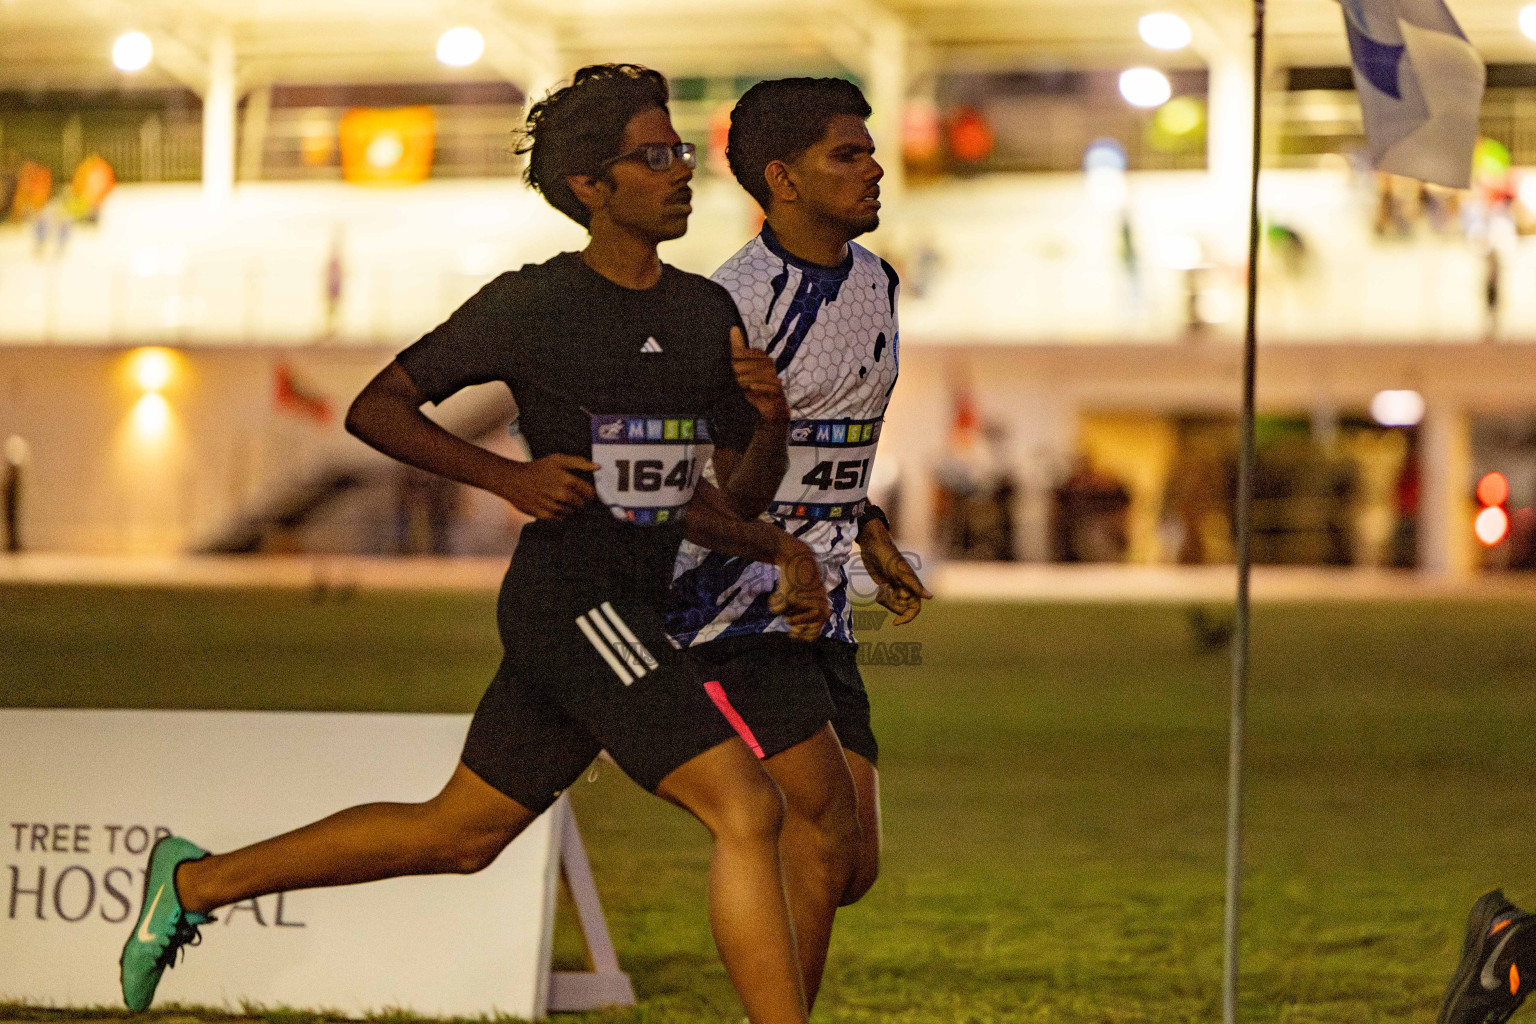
[0,709,566,1018]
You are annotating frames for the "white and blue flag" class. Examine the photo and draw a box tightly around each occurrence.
[1339,0,1484,188]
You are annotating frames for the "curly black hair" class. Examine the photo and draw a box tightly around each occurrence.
[518,63,670,228]
[726,77,872,212]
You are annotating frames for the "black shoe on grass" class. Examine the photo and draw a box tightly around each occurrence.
[1440,889,1536,1024]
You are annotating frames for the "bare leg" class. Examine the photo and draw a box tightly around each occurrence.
[839,750,881,907]
[176,763,536,915]
[656,739,807,1024]
[762,724,858,1008]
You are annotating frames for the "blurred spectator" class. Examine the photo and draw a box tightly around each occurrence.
[1392,434,1421,567]
[394,468,458,555]
[33,204,70,259]
[1374,173,1408,237]
[1162,437,1232,564]
[1484,246,1501,338]
[1339,426,1410,568]
[323,225,346,340]
[0,153,18,221]
[10,160,52,221]
[4,435,30,554]
[66,154,116,222]
[933,398,1018,560]
[1509,507,1536,570]
[1251,429,1354,565]
[1051,456,1130,562]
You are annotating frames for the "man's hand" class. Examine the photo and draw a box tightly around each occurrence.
[769,539,831,641]
[730,326,790,426]
[858,519,932,626]
[496,454,598,519]
[682,482,825,639]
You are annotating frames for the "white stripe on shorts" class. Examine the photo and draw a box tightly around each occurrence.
[576,613,634,685]
[587,606,648,679]
[599,601,660,670]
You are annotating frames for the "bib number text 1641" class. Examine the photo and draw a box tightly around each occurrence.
[613,458,699,493]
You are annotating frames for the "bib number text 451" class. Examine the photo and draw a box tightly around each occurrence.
[800,458,871,492]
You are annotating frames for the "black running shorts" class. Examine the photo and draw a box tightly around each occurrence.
[811,639,878,766]
[685,633,836,761]
[462,591,740,812]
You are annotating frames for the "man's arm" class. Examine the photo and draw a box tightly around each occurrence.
[856,509,932,626]
[346,361,596,520]
[714,327,790,518]
[682,480,830,640]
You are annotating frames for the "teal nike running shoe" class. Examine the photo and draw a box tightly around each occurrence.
[119,836,213,1011]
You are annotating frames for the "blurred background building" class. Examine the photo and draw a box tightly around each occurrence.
[1,0,1534,575]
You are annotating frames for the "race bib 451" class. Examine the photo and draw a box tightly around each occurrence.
[590,414,713,525]
[769,418,881,521]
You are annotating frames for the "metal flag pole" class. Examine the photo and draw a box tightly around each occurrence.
[1222,0,1265,1020]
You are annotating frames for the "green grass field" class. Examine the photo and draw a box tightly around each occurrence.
[3,584,1536,1023]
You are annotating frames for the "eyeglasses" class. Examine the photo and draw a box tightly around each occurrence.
[602,141,697,173]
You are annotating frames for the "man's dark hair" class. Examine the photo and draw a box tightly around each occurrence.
[726,77,872,211]
[518,64,670,227]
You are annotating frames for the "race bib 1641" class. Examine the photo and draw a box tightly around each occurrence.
[590,414,713,525]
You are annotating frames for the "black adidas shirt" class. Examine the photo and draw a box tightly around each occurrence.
[397,251,758,609]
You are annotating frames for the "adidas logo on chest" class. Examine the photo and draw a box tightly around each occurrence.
[640,337,663,353]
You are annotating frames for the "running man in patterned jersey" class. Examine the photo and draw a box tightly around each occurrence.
[117,65,833,1024]
[665,77,931,1008]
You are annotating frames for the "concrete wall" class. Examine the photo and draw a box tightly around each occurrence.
[0,347,391,552]
[5,169,1532,561]
[6,342,1532,568]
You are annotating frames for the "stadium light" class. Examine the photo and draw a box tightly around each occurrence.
[1119,67,1172,108]
[113,31,153,73]
[1369,389,1425,427]
[1155,96,1204,136]
[1139,13,1193,50]
[131,393,172,440]
[128,347,178,393]
[1477,471,1510,508]
[437,27,484,67]
[1521,4,1536,42]
[1475,505,1510,546]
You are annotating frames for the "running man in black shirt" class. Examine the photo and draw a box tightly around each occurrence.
[119,65,828,1024]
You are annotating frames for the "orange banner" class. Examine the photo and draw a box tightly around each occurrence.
[339,106,435,186]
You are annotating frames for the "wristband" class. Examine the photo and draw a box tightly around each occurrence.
[855,503,889,541]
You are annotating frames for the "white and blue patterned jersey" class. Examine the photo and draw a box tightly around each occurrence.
[664,224,900,647]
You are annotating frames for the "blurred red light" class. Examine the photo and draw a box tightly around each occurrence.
[948,107,995,163]
[1476,505,1510,546]
[1477,472,1510,507]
